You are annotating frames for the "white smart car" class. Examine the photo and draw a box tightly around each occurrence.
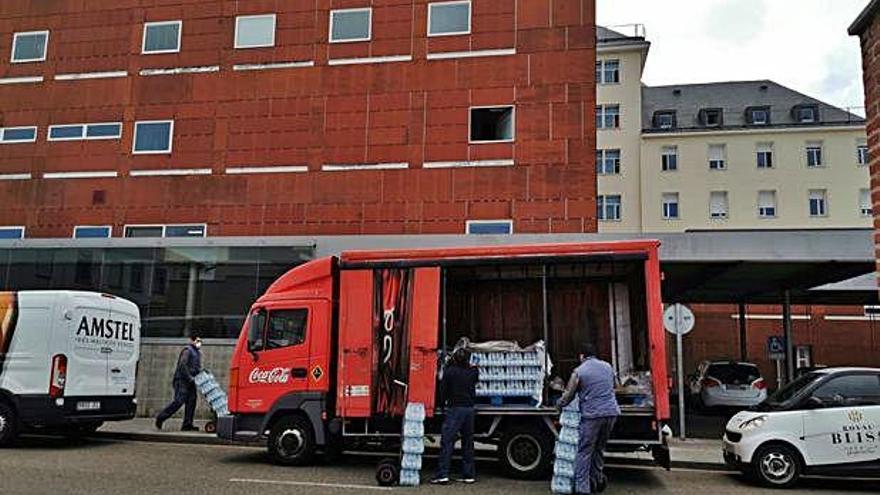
[723,367,880,488]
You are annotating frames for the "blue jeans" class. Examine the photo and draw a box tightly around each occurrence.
[575,416,616,494]
[435,407,475,479]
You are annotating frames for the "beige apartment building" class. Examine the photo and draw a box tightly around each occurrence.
[597,27,870,233]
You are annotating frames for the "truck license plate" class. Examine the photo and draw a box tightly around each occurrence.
[76,401,101,411]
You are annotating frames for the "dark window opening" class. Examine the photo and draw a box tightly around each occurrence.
[470,107,514,142]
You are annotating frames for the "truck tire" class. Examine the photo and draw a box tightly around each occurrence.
[749,443,802,489]
[0,401,19,447]
[498,425,553,480]
[267,415,316,466]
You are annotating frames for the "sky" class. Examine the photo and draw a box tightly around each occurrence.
[597,0,869,113]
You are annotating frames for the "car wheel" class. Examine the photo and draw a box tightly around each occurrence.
[267,415,316,466]
[750,443,801,489]
[0,401,19,447]
[498,425,553,480]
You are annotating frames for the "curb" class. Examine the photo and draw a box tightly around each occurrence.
[89,431,733,472]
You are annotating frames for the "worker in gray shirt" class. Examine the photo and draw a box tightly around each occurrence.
[557,343,620,494]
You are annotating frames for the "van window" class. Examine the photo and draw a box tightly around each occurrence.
[812,374,880,406]
[266,309,308,350]
[248,310,266,352]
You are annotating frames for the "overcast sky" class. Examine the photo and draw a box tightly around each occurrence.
[597,0,869,113]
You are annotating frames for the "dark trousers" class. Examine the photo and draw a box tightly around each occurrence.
[435,406,476,479]
[157,379,196,428]
[575,416,616,494]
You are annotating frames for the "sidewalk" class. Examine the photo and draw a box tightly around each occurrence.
[93,419,728,471]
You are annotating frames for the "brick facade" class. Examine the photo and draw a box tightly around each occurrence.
[0,0,598,237]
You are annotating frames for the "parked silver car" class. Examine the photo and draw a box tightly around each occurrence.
[689,360,768,409]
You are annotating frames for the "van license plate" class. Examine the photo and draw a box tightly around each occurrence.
[76,401,101,411]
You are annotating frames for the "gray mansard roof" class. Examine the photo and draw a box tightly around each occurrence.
[642,80,864,133]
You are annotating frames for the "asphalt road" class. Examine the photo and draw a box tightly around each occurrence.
[1,436,878,495]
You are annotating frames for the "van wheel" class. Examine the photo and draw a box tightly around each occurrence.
[498,425,553,480]
[0,402,19,447]
[750,443,802,489]
[268,415,316,466]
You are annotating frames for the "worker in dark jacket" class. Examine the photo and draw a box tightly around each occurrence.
[558,343,620,494]
[430,347,479,485]
[155,335,202,431]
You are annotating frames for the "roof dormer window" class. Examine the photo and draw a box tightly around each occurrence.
[793,104,819,124]
[746,106,771,126]
[653,110,677,130]
[700,108,723,127]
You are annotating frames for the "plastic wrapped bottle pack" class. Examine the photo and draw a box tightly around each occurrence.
[399,402,426,487]
[551,401,580,494]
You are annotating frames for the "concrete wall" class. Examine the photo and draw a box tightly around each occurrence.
[136,340,234,419]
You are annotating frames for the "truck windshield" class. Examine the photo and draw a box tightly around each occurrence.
[762,372,823,408]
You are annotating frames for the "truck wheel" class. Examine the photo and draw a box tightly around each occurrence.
[498,426,553,480]
[0,402,19,447]
[375,458,400,487]
[267,415,316,466]
[750,443,802,489]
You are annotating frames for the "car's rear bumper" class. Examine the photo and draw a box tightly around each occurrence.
[16,394,137,427]
[703,391,766,408]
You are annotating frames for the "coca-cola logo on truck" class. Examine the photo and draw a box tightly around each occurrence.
[249,367,291,384]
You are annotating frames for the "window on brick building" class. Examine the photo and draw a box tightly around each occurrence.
[596,149,621,175]
[0,126,37,144]
[74,226,112,238]
[428,1,471,36]
[0,227,25,239]
[142,21,182,54]
[662,193,680,220]
[661,145,678,171]
[466,220,512,235]
[756,142,774,169]
[330,8,372,43]
[49,122,122,141]
[860,188,872,217]
[809,189,828,217]
[11,30,49,63]
[597,195,622,221]
[235,14,277,49]
[758,190,777,218]
[709,191,729,219]
[124,224,207,238]
[133,120,173,154]
[470,106,515,143]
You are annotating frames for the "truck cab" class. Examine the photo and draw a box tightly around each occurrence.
[220,241,670,478]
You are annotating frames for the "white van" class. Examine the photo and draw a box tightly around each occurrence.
[0,291,140,445]
[723,367,880,488]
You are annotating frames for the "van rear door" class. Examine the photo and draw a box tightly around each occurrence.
[106,298,140,396]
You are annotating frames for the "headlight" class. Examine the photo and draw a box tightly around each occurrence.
[738,415,767,431]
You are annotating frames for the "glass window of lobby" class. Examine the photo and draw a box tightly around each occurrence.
[428,1,471,36]
[235,14,276,49]
[330,8,372,42]
[11,30,48,63]
[133,121,174,154]
[142,21,182,54]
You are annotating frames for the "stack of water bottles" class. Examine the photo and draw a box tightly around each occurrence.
[399,402,426,487]
[551,401,580,494]
[193,370,229,417]
[470,350,546,405]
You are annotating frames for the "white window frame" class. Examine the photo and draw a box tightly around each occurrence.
[860,188,872,217]
[465,219,513,235]
[598,195,622,222]
[234,14,277,49]
[0,126,38,144]
[11,30,49,63]
[758,190,777,219]
[596,59,620,85]
[751,109,769,125]
[427,1,472,37]
[142,20,183,54]
[806,142,824,168]
[0,226,25,239]
[708,144,726,170]
[73,225,113,239]
[597,105,621,130]
[132,120,174,155]
[709,191,729,219]
[329,8,373,43]
[808,189,828,217]
[756,142,774,169]
[48,122,123,142]
[596,149,621,175]
[858,143,869,166]
[468,105,515,144]
[662,193,680,220]
[661,145,678,172]
[123,223,208,238]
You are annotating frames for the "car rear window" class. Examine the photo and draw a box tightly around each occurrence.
[707,363,761,384]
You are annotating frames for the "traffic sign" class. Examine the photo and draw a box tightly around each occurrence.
[768,336,786,361]
[663,304,695,336]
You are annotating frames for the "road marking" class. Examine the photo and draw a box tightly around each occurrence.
[230,478,393,491]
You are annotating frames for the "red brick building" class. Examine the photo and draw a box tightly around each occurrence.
[851,0,880,281]
[0,0,598,238]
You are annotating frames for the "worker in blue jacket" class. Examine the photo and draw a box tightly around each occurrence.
[155,335,202,431]
[557,343,620,494]
[431,347,479,485]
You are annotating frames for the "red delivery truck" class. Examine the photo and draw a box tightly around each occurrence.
[218,241,671,479]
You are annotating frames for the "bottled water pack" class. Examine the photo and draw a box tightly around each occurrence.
[404,403,426,422]
[551,475,574,494]
[403,420,424,438]
[399,469,420,487]
[554,441,577,462]
[401,453,422,470]
[560,411,580,428]
[558,427,579,446]
[553,460,574,478]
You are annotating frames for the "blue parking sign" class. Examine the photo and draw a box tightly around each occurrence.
[768,336,786,360]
